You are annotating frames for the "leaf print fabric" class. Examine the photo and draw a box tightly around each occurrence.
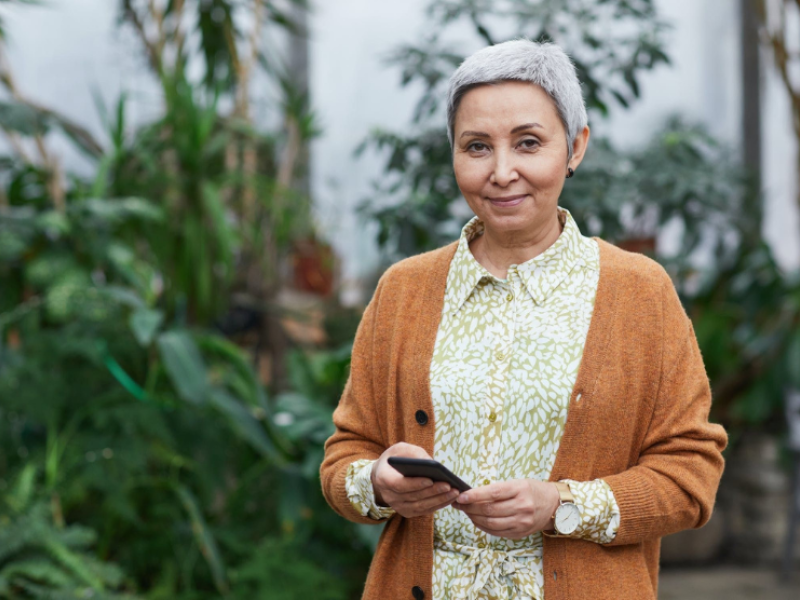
[344,208,620,599]
[346,459,396,520]
[562,478,620,544]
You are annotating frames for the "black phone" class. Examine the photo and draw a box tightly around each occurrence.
[387,457,472,492]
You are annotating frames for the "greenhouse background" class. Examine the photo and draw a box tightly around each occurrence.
[0,0,799,598]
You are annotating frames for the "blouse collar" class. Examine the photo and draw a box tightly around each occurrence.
[444,207,592,315]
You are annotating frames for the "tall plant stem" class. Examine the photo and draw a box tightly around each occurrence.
[236,0,266,220]
[0,41,65,211]
[753,0,800,245]
[122,0,163,75]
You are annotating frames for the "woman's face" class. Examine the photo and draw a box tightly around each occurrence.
[452,80,588,238]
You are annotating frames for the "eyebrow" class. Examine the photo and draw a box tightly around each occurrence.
[459,123,544,139]
[511,122,543,133]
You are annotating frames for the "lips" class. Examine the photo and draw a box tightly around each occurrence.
[488,194,526,207]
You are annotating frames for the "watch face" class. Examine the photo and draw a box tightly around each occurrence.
[554,503,581,535]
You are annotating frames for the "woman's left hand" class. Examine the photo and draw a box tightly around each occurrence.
[453,479,561,539]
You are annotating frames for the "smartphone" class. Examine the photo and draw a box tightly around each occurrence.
[387,457,472,492]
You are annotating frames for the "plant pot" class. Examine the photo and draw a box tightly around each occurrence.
[291,238,336,297]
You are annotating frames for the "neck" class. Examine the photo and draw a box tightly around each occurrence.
[470,211,564,279]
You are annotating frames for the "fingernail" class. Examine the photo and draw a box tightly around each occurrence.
[458,493,469,503]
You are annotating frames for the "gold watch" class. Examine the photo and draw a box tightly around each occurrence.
[543,481,581,537]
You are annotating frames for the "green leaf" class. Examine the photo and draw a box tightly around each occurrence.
[129,308,164,346]
[35,210,71,237]
[101,285,146,310]
[196,333,263,406]
[173,484,229,596]
[278,469,307,537]
[0,101,49,136]
[610,89,630,108]
[207,387,281,461]
[43,537,105,591]
[25,253,79,288]
[6,464,37,513]
[157,330,209,404]
[0,559,76,589]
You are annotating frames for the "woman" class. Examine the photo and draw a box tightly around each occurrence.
[320,39,727,600]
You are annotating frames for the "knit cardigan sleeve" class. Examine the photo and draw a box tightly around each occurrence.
[602,273,727,546]
[319,274,392,526]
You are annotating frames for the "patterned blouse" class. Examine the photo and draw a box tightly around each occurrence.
[345,208,620,600]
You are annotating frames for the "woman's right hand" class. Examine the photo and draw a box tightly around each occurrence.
[371,442,460,518]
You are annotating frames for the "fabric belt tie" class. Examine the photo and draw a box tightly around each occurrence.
[435,538,543,600]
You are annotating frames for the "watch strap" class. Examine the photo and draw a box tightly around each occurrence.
[554,481,575,504]
[543,481,575,538]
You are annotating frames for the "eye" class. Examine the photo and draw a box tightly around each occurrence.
[518,138,540,150]
[467,141,489,152]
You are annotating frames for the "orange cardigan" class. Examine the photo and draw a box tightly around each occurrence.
[320,239,727,600]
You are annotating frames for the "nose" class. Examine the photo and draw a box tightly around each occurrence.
[489,149,520,187]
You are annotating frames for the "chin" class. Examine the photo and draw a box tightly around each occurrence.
[481,210,538,233]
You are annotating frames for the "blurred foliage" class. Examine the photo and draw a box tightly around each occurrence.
[391,0,670,123]
[0,468,132,600]
[0,189,371,598]
[0,1,368,600]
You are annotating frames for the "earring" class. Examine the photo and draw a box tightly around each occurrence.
[566,167,574,179]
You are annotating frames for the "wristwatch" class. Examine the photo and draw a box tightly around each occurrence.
[543,481,581,537]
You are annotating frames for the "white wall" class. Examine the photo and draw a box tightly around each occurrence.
[309,0,431,303]
[592,0,741,147]
[0,0,162,176]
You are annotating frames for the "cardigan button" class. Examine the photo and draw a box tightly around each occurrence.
[415,410,429,426]
[412,585,425,599]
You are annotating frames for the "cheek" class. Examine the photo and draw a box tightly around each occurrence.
[453,156,489,196]
[521,156,565,189]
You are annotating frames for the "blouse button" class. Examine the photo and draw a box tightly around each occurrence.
[505,293,513,302]
[415,410,429,426]
[483,478,490,486]
[496,350,506,361]
[488,412,497,423]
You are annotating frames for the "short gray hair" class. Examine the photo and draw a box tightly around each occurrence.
[446,39,588,160]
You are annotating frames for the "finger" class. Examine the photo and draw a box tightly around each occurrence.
[426,490,461,513]
[385,472,435,492]
[383,481,443,507]
[387,443,432,459]
[456,482,517,505]
[473,523,528,540]
[452,497,518,517]
[468,514,526,533]
[401,488,460,515]
[396,481,453,502]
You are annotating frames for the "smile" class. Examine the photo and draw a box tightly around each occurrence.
[487,194,526,207]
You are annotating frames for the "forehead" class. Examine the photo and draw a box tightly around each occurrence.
[454,81,562,133]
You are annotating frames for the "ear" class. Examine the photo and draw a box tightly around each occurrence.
[567,126,591,171]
